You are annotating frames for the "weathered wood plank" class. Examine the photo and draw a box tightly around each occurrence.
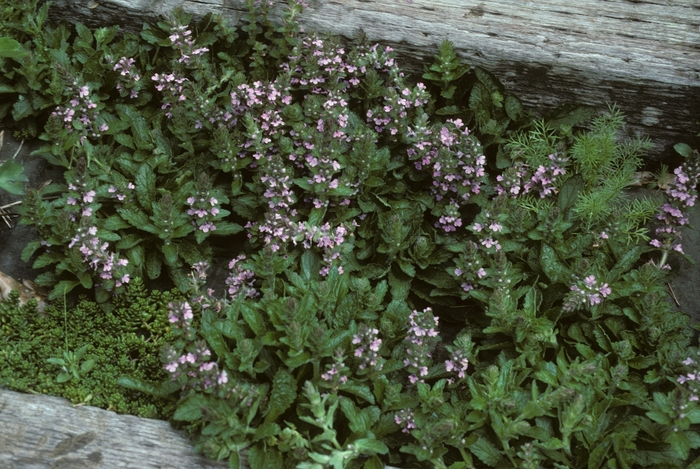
[0,387,228,469]
[45,0,700,157]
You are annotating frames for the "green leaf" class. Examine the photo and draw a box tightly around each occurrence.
[468,436,502,466]
[608,245,642,282]
[339,383,376,404]
[80,359,95,373]
[162,243,178,266]
[674,143,693,158]
[135,163,156,208]
[309,206,326,226]
[94,25,119,46]
[0,158,28,195]
[588,438,612,469]
[353,438,388,456]
[212,221,243,236]
[56,372,72,383]
[114,133,135,149]
[103,215,130,231]
[363,456,384,469]
[301,250,320,281]
[283,352,311,368]
[33,251,64,269]
[117,375,180,397]
[504,94,523,121]
[646,410,671,425]
[173,394,208,421]
[557,175,582,215]
[146,251,162,279]
[474,67,502,94]
[398,259,415,277]
[540,244,571,284]
[0,37,27,58]
[265,369,297,423]
[247,444,283,469]
[240,303,266,336]
[11,96,33,121]
[48,280,81,300]
[667,430,691,460]
[200,312,229,359]
[545,104,596,130]
[118,207,151,228]
[116,234,143,250]
[115,104,153,150]
[21,240,41,262]
[229,452,241,469]
[340,398,377,434]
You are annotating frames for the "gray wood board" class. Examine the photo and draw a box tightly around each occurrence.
[0,387,228,469]
[45,0,700,158]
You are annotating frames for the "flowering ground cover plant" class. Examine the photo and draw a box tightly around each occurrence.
[2,0,700,467]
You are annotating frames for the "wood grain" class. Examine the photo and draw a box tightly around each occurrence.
[0,387,228,469]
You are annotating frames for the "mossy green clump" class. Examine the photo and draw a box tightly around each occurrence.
[0,277,182,419]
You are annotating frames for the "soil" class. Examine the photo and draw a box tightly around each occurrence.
[1,131,699,322]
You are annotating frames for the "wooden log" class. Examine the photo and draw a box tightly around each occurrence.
[45,0,700,159]
[0,387,228,469]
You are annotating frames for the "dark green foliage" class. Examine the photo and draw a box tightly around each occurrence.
[1,0,699,467]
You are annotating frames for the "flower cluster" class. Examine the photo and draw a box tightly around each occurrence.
[294,221,350,276]
[469,204,507,252]
[65,183,99,220]
[162,301,233,394]
[167,22,209,65]
[225,254,259,300]
[651,155,700,265]
[496,153,568,199]
[320,349,350,392]
[166,300,196,339]
[111,56,142,99]
[523,153,568,198]
[107,181,135,202]
[163,295,263,407]
[51,83,108,140]
[352,324,383,374]
[394,408,416,434]
[187,195,220,233]
[403,308,440,384]
[495,165,527,197]
[184,172,230,240]
[68,225,130,290]
[452,241,488,294]
[151,72,189,118]
[409,119,487,232]
[248,212,352,276]
[562,275,611,312]
[286,35,359,95]
[367,81,430,136]
[678,354,700,404]
[445,349,469,380]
